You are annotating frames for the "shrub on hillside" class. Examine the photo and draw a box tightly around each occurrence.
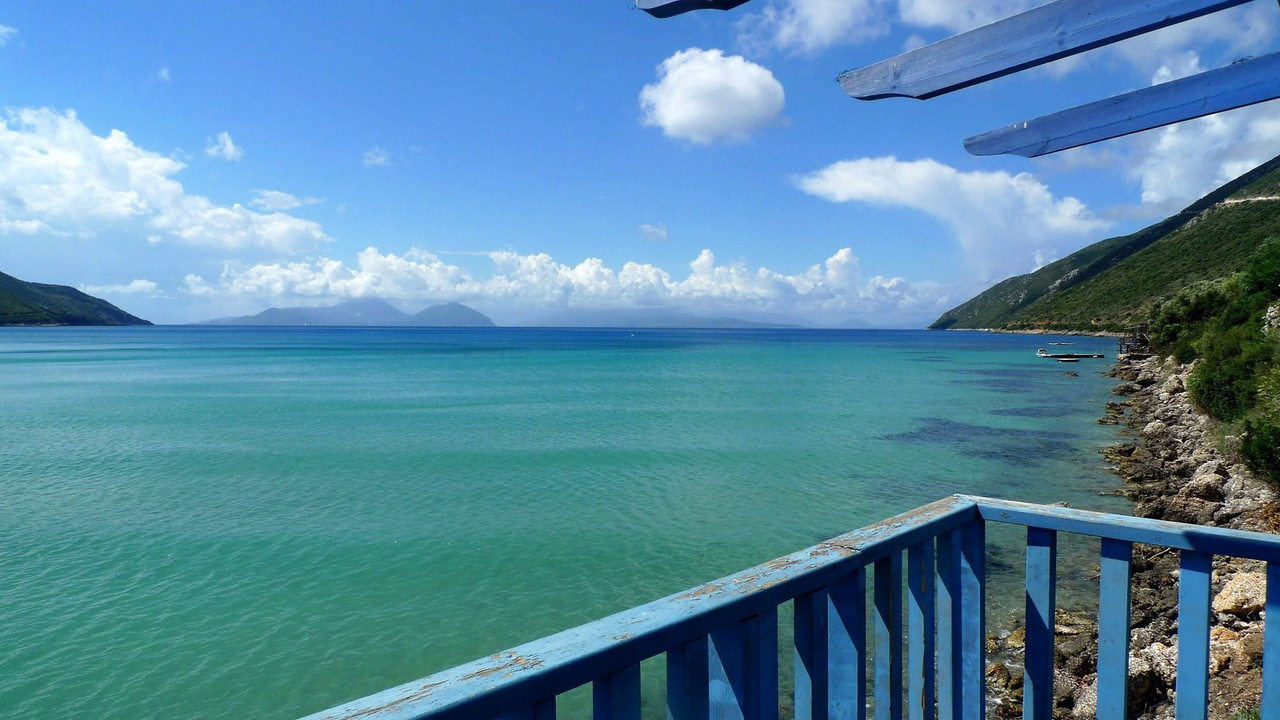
[1241,239,1280,297]
[1242,420,1280,486]
[1149,279,1235,362]
[1188,355,1255,421]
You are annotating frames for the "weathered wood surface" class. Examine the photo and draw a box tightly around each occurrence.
[965,51,1280,156]
[838,0,1254,101]
[636,0,752,19]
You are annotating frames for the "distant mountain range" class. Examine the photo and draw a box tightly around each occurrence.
[203,299,495,327]
[931,151,1280,332]
[0,271,151,326]
[521,308,801,329]
[202,300,808,329]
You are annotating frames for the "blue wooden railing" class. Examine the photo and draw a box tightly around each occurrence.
[301,495,1280,720]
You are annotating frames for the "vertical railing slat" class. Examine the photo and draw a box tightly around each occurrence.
[708,612,779,720]
[500,698,557,720]
[1265,561,1280,720]
[669,636,711,720]
[830,569,869,720]
[1023,528,1057,720]
[594,664,642,720]
[936,528,962,720]
[795,589,830,720]
[959,520,986,720]
[875,554,904,720]
[908,540,936,720]
[750,610,780,720]
[1096,538,1132,720]
[710,622,746,720]
[1176,550,1213,720]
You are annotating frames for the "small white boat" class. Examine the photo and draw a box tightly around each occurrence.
[1037,348,1104,359]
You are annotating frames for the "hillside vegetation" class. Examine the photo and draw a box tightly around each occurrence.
[1149,240,1280,486]
[931,153,1280,332]
[0,271,151,326]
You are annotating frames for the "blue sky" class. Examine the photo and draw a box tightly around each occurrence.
[2,1,1279,326]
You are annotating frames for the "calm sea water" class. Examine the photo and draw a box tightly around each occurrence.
[0,327,1130,719]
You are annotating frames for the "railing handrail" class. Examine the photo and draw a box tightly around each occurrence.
[968,495,1280,560]
[299,495,978,720]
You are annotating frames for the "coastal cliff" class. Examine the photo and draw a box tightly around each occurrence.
[988,355,1279,720]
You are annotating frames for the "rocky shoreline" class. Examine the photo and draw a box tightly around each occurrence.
[987,354,1279,720]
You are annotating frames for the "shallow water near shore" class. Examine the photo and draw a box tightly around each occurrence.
[0,326,1130,719]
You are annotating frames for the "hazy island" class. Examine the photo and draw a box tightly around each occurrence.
[201,299,495,327]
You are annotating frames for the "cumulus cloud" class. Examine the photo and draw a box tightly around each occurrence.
[81,279,160,296]
[737,0,891,55]
[1120,49,1280,207]
[1109,3,1278,78]
[363,146,391,167]
[205,131,243,161]
[250,189,323,211]
[1040,51,1280,211]
[1125,104,1280,207]
[638,222,669,241]
[734,0,1045,54]
[0,25,17,47]
[183,246,951,326]
[0,107,329,253]
[897,0,1037,34]
[640,48,785,145]
[185,247,476,299]
[796,156,1109,280]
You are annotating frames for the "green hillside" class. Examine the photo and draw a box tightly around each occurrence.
[931,153,1280,332]
[0,271,151,326]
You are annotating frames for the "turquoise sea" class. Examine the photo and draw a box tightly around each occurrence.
[0,327,1130,719]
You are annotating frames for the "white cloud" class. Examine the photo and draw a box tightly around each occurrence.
[363,146,391,167]
[1110,3,1278,78]
[1041,50,1280,211]
[156,65,171,82]
[0,107,329,253]
[183,246,951,326]
[733,0,1042,55]
[81,279,160,296]
[796,156,1109,280]
[250,189,322,211]
[205,131,243,161]
[1121,49,1280,207]
[638,222,668,241]
[186,247,475,300]
[0,25,17,47]
[640,48,785,145]
[897,0,1038,34]
[1126,104,1280,207]
[737,0,891,55]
